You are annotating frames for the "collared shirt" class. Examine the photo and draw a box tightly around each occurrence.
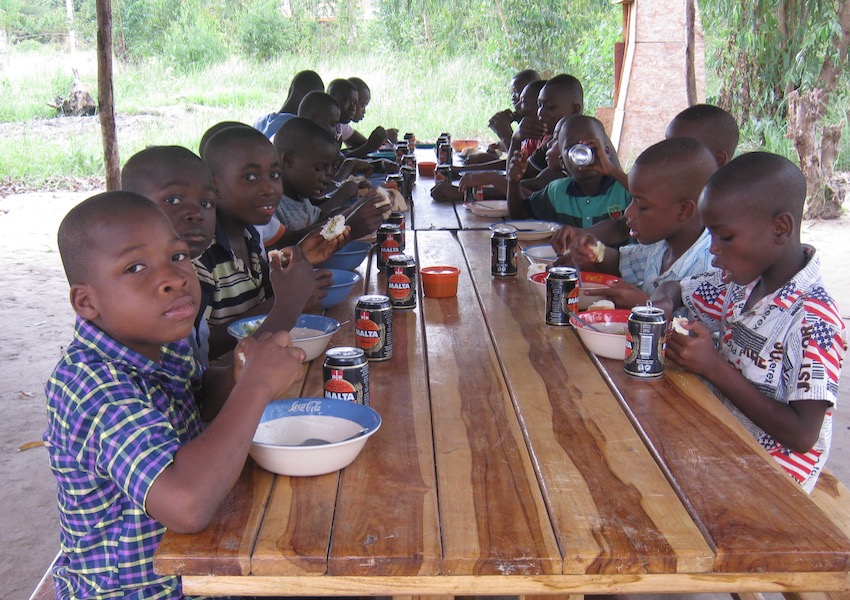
[680,246,846,492]
[253,111,295,140]
[193,221,270,326]
[619,228,715,293]
[525,176,629,227]
[44,318,204,599]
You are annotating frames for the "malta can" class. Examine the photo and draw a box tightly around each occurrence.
[386,254,417,309]
[323,347,370,406]
[624,305,667,378]
[438,142,453,166]
[545,267,579,326]
[385,211,406,249]
[355,295,393,361]
[376,223,402,270]
[490,224,518,276]
[435,165,452,184]
[464,185,484,203]
[403,132,416,151]
[394,141,409,163]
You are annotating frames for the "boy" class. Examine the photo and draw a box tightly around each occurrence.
[569,138,718,308]
[666,103,739,167]
[253,69,324,139]
[327,78,387,158]
[507,114,629,225]
[46,191,305,598]
[656,152,846,493]
[271,116,386,248]
[487,68,541,155]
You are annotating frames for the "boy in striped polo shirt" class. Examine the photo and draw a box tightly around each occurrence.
[46,192,306,598]
[658,152,846,492]
[569,137,718,309]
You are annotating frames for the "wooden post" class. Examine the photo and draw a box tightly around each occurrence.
[95,0,120,191]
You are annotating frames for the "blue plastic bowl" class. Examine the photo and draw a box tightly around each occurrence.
[321,269,362,309]
[317,240,373,271]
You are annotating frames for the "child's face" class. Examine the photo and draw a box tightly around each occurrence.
[213,138,283,227]
[624,164,687,245]
[537,86,579,135]
[516,84,541,121]
[699,191,780,286]
[545,121,564,171]
[136,159,217,258]
[352,88,370,122]
[74,209,201,362]
[334,90,359,124]
[559,122,603,181]
[282,142,339,199]
[312,105,342,138]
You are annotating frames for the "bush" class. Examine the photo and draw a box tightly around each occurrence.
[160,9,228,72]
[236,0,319,60]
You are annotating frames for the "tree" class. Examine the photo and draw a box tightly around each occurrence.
[706,0,850,219]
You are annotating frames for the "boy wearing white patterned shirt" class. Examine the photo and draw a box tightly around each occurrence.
[655,152,846,492]
[570,138,718,309]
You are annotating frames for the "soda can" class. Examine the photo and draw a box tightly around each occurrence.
[490,224,518,277]
[403,132,416,151]
[435,135,448,158]
[464,185,484,203]
[385,253,417,310]
[401,154,417,169]
[439,132,452,143]
[438,142,453,166]
[355,295,393,361]
[395,141,409,163]
[545,267,579,326]
[624,305,667,378]
[385,211,406,248]
[435,165,452,184]
[568,143,594,167]
[323,347,370,405]
[376,223,402,270]
[385,173,403,190]
[400,165,416,202]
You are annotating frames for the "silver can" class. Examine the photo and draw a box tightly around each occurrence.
[568,143,594,167]
[624,305,667,378]
[490,224,518,277]
[545,267,579,326]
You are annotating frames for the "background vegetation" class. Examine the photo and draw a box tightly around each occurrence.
[0,0,848,195]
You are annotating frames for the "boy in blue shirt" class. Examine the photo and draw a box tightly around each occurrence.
[46,192,306,598]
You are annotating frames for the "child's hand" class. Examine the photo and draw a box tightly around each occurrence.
[379,159,399,174]
[298,227,351,265]
[305,269,334,311]
[551,224,577,256]
[514,115,546,142]
[568,233,601,267]
[346,158,374,178]
[458,171,498,193]
[507,149,528,183]
[488,109,514,141]
[385,128,399,145]
[574,137,615,177]
[367,126,388,148]
[233,331,306,398]
[665,320,720,376]
[268,246,315,311]
[334,179,361,202]
[590,280,647,310]
[430,182,462,202]
[346,191,387,239]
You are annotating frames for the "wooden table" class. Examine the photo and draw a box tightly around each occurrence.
[155,175,850,597]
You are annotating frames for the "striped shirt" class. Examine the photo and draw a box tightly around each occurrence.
[525,176,629,228]
[44,317,204,599]
[681,246,846,492]
[193,222,271,326]
[619,228,715,293]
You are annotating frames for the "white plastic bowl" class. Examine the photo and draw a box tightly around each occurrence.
[570,309,631,360]
[227,314,340,361]
[251,398,381,477]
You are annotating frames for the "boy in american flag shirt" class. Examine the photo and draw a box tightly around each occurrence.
[656,152,846,493]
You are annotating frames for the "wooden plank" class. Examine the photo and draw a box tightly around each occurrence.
[417,230,562,576]
[596,357,850,574]
[325,233,441,576]
[410,173,462,231]
[154,459,274,576]
[458,230,714,575]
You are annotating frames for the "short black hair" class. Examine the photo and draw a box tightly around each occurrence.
[281,70,324,111]
[273,116,339,157]
[58,191,163,285]
[522,79,547,99]
[632,137,717,203]
[122,146,209,195]
[559,114,605,139]
[702,151,806,221]
[198,121,251,158]
[543,74,584,105]
[203,125,272,174]
[348,77,369,95]
[667,104,740,162]
[326,78,358,98]
[297,91,340,118]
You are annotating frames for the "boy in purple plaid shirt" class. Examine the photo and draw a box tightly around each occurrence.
[45,192,305,599]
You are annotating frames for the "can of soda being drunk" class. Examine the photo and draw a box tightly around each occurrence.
[355,295,393,361]
[323,347,370,405]
[385,253,417,310]
[376,223,402,270]
[490,224,518,277]
[624,305,667,378]
[545,267,579,326]
[568,143,594,167]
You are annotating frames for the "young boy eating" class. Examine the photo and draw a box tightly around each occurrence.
[46,192,306,598]
[569,137,717,309]
[666,103,740,168]
[655,152,846,493]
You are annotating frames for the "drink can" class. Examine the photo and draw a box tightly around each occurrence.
[490,224,518,277]
[545,267,579,326]
[438,142,453,166]
[464,185,484,203]
[385,173,403,190]
[624,305,667,378]
[355,295,393,361]
[376,223,402,270]
[395,141,409,163]
[435,165,452,184]
[385,253,417,310]
[400,165,416,202]
[385,211,406,248]
[401,153,417,169]
[568,143,594,167]
[403,132,416,151]
[435,135,448,158]
[439,132,452,143]
[323,347,370,405]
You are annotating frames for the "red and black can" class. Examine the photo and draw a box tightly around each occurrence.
[490,224,518,277]
[438,142,453,166]
[545,267,579,326]
[376,223,402,270]
[464,185,484,203]
[435,165,452,184]
[401,154,417,169]
[323,347,370,405]
[394,141,409,163]
[403,132,416,151]
[385,253,417,310]
[385,211,406,248]
[355,295,393,361]
[624,305,667,378]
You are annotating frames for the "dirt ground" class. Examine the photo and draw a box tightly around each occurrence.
[1,190,849,599]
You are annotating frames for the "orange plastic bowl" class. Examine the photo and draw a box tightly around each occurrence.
[418,161,436,177]
[421,266,460,298]
[451,139,479,152]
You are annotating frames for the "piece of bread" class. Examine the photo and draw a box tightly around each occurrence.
[588,299,615,311]
[591,240,606,263]
[671,316,690,335]
[320,214,347,240]
[267,248,291,268]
